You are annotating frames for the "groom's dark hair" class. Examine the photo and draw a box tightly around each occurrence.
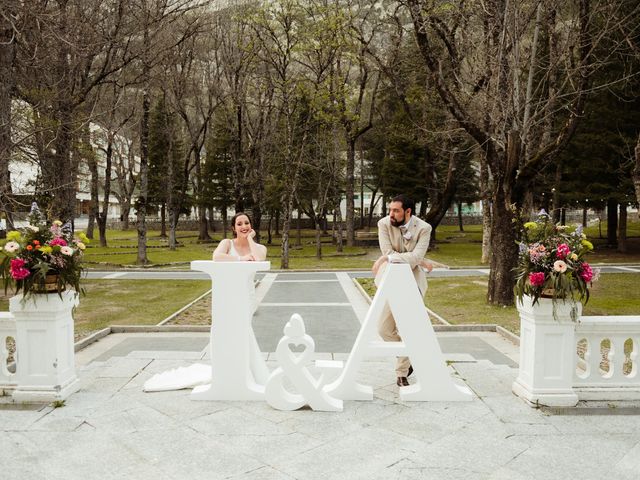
[392,194,415,216]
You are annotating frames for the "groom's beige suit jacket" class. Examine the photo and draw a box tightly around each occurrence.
[375,215,432,295]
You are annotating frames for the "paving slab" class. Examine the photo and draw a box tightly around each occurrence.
[3,271,640,479]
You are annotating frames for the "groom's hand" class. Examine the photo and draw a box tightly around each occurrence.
[372,255,388,275]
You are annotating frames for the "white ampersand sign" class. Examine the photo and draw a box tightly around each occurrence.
[265,314,343,412]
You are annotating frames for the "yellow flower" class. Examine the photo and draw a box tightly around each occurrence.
[581,240,594,251]
[53,220,63,226]
[40,246,53,254]
[570,253,578,261]
[6,230,22,241]
[79,232,90,244]
[76,242,86,250]
[524,222,537,230]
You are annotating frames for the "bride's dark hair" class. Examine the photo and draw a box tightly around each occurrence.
[230,212,252,238]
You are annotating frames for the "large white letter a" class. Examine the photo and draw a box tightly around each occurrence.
[325,264,473,402]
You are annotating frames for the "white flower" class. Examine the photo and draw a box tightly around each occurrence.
[76,242,86,250]
[553,260,568,273]
[3,241,20,253]
[60,246,74,256]
[27,226,39,232]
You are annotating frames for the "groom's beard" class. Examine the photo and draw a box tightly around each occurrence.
[390,217,406,228]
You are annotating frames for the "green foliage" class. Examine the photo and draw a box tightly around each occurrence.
[203,117,235,213]
[148,98,186,210]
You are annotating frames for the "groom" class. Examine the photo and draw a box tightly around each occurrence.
[372,194,433,386]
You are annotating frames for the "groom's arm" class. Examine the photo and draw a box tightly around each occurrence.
[387,224,432,268]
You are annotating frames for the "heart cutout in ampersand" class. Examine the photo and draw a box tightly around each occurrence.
[286,338,313,364]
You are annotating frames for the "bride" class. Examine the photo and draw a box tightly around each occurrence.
[213,212,267,261]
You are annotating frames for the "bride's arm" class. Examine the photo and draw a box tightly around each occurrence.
[248,231,267,261]
[212,239,238,261]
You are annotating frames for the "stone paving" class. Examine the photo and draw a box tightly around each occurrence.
[2,271,640,479]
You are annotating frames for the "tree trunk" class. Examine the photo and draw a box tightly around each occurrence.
[97,132,113,248]
[0,11,14,229]
[582,206,587,227]
[479,153,491,264]
[86,149,99,240]
[160,203,167,238]
[296,208,302,246]
[552,163,562,224]
[334,206,344,253]
[136,36,151,265]
[367,189,379,229]
[345,137,356,247]
[221,207,228,239]
[487,190,518,306]
[169,206,178,251]
[633,134,640,218]
[457,202,464,232]
[618,203,627,253]
[52,103,77,224]
[253,203,262,244]
[315,219,322,259]
[195,151,210,242]
[121,204,131,230]
[606,198,617,247]
[198,206,210,242]
[267,214,272,244]
[280,198,294,270]
[207,207,215,232]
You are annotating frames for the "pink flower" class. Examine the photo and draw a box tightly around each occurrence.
[556,243,570,259]
[49,237,67,247]
[10,259,30,280]
[11,267,30,280]
[580,262,594,282]
[529,272,545,287]
[553,260,568,273]
[10,258,26,269]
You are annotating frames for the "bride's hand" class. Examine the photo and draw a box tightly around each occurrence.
[248,229,256,240]
[240,254,256,261]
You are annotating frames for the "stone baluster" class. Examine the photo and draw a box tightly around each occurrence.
[0,312,17,393]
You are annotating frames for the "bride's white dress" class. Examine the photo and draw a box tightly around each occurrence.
[144,245,260,393]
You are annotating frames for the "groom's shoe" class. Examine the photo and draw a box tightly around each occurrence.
[396,376,409,387]
[408,365,413,377]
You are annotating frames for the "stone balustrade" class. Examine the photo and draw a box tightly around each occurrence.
[513,296,640,407]
[574,316,640,400]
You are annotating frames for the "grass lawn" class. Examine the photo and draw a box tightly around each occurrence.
[79,219,640,269]
[1,220,637,340]
[357,273,640,335]
[0,279,210,339]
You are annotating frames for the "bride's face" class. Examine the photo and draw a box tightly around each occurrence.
[233,215,252,238]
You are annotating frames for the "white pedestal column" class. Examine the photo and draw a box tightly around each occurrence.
[512,295,581,407]
[190,261,270,401]
[10,291,80,403]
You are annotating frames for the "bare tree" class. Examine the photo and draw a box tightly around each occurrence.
[130,0,205,264]
[0,2,16,229]
[634,133,640,215]
[404,0,636,305]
